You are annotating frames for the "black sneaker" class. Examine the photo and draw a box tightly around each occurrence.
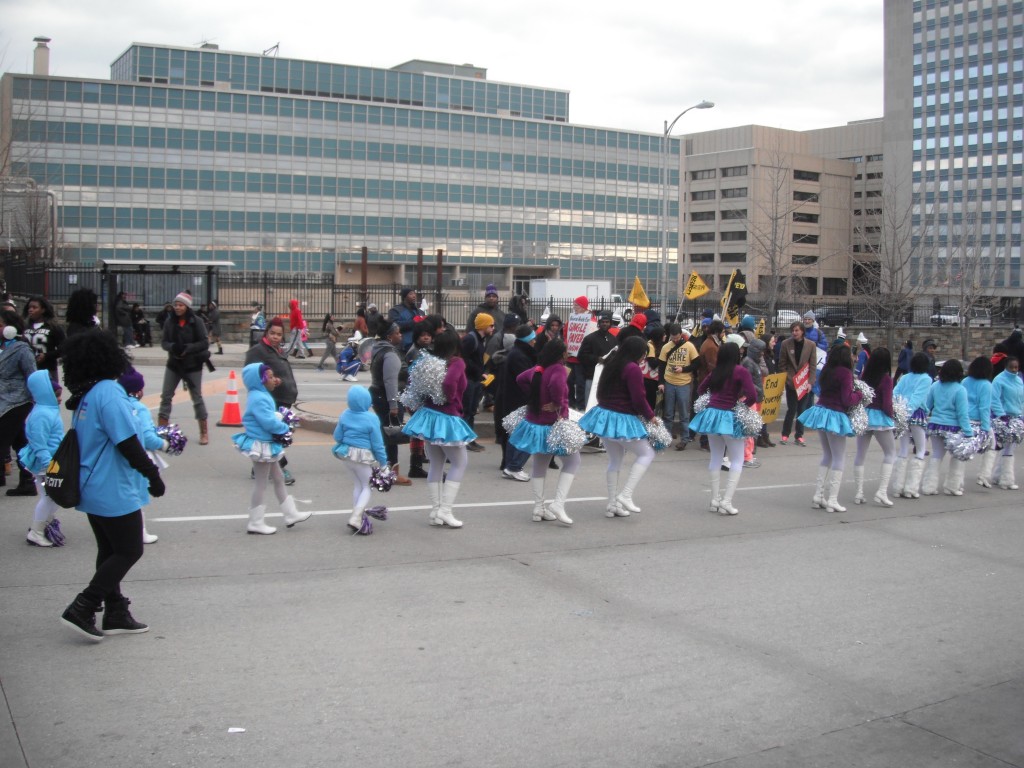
[102,597,149,635]
[61,595,104,642]
[408,466,428,479]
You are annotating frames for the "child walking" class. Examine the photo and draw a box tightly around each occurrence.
[990,356,1023,490]
[922,359,973,496]
[233,363,312,534]
[892,352,934,499]
[333,385,389,532]
[19,371,64,547]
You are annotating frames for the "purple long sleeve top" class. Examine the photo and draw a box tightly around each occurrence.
[865,373,894,417]
[696,365,758,409]
[425,357,466,417]
[597,362,656,420]
[816,366,864,412]
[517,364,570,425]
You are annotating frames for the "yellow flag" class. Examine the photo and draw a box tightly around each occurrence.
[683,272,710,300]
[755,318,766,337]
[628,276,650,308]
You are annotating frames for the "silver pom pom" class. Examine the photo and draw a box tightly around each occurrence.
[945,430,990,462]
[546,418,588,455]
[694,392,711,414]
[848,379,876,436]
[892,396,911,439]
[399,354,448,410]
[733,403,764,437]
[643,418,673,451]
[502,405,528,435]
[995,415,1024,446]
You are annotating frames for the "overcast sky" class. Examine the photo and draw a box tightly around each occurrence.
[1,0,883,136]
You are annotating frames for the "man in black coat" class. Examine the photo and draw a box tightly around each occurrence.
[494,325,538,481]
[577,311,618,407]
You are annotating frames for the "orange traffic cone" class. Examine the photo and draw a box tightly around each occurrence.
[217,370,243,427]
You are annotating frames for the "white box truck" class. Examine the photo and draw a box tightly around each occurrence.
[529,279,634,325]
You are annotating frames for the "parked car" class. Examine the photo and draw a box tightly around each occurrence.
[929,306,992,327]
[811,306,853,327]
[773,309,802,328]
[851,308,884,326]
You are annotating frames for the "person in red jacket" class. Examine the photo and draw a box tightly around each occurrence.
[284,299,309,359]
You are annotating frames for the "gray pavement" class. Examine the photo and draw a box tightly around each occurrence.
[1,355,1023,767]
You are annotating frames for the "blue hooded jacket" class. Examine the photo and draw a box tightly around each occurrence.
[993,369,1024,417]
[333,385,388,464]
[241,362,290,442]
[18,370,64,474]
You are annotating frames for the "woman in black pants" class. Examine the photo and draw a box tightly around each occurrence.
[59,329,166,642]
[0,310,37,492]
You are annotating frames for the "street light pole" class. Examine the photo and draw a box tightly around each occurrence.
[659,100,715,318]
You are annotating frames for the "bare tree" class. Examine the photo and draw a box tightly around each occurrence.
[941,204,1002,360]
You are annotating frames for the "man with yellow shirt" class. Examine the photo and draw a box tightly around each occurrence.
[658,323,700,451]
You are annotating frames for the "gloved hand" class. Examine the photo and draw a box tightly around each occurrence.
[148,473,166,497]
[172,342,185,356]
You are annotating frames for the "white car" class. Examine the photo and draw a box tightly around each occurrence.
[773,309,801,327]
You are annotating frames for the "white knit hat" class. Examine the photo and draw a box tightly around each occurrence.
[857,332,869,344]
[173,291,193,309]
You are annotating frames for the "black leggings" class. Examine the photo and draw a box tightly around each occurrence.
[0,402,32,469]
[782,388,812,439]
[83,511,144,605]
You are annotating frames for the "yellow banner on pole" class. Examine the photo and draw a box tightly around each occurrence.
[759,373,787,425]
[755,318,766,338]
[628,276,650,308]
[683,271,710,300]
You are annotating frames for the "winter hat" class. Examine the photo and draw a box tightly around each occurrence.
[366,303,378,311]
[701,317,712,328]
[400,287,415,300]
[117,367,145,395]
[474,312,495,331]
[630,314,648,331]
[598,310,614,322]
[485,283,499,297]
[740,315,756,331]
[725,333,747,348]
[701,309,714,319]
[802,310,815,322]
[503,314,520,331]
[836,326,847,340]
[923,338,938,350]
[857,332,869,344]
[173,291,193,308]
[514,324,536,343]
[574,296,589,311]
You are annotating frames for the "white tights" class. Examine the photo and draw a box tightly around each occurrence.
[425,443,469,483]
[854,429,896,467]
[531,452,581,479]
[251,461,288,508]
[346,462,373,512]
[897,424,927,460]
[818,432,849,471]
[604,438,655,474]
[708,435,745,475]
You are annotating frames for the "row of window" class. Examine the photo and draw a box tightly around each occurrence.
[56,206,672,246]
[689,252,747,263]
[14,120,673,185]
[689,165,747,180]
[12,77,672,155]
[839,154,884,163]
[691,188,747,201]
[690,231,748,242]
[17,162,674,216]
[688,210,748,222]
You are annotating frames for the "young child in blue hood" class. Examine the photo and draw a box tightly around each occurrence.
[333,385,388,532]
[18,370,65,547]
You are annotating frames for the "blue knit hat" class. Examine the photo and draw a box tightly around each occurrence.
[740,315,756,331]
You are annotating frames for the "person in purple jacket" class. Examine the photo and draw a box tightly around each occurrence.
[689,342,758,516]
[508,338,578,525]
[401,328,476,528]
[852,347,896,507]
[578,337,662,518]
[799,344,865,512]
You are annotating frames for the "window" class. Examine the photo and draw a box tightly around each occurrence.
[690,168,716,180]
[689,211,716,222]
[721,165,747,177]
[691,190,716,201]
[793,212,819,223]
[866,153,883,161]
[720,231,747,242]
[822,278,847,296]
[721,187,747,199]
[793,233,819,245]
[719,252,746,262]
[792,254,818,265]
[866,172,883,179]
[793,191,819,202]
[866,190,882,197]
[690,253,714,262]
[721,209,746,220]
[690,232,715,242]
[794,170,820,181]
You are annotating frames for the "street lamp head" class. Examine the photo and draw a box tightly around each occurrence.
[696,100,715,110]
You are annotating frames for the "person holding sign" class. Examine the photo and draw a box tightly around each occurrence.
[565,297,595,410]
[778,321,817,446]
[578,337,660,518]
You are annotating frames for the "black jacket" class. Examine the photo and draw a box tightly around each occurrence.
[496,340,537,419]
[244,339,298,407]
[577,329,617,379]
[161,310,210,374]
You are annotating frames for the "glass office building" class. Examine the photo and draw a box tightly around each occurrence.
[0,42,677,293]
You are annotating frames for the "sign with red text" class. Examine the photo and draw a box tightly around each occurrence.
[565,312,597,357]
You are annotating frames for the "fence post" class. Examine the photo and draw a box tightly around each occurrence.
[360,246,369,308]
[435,248,443,313]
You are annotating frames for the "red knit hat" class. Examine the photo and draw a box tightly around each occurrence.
[574,296,589,311]
[630,314,648,330]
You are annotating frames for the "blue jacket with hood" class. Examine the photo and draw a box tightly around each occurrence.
[241,362,291,442]
[18,370,64,474]
[333,385,388,464]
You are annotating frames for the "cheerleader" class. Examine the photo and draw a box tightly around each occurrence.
[799,344,864,512]
[921,360,973,496]
[233,363,312,534]
[509,338,579,525]
[990,356,1023,490]
[401,328,476,528]
[689,341,757,515]
[963,357,1000,489]
[852,347,896,506]
[892,352,933,498]
[18,371,64,547]
[332,385,389,532]
[578,336,661,518]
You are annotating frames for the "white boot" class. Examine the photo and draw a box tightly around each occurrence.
[812,466,829,509]
[427,481,443,526]
[281,496,312,527]
[890,457,908,498]
[718,471,741,515]
[246,505,276,535]
[708,471,721,512]
[904,457,926,498]
[616,462,649,513]
[977,450,998,488]
[606,472,627,517]
[26,519,53,547]
[347,506,365,532]
[436,481,463,528]
[920,458,942,495]
[141,510,158,544]
[853,465,866,504]
[943,459,965,496]
[874,463,895,507]
[531,477,555,522]
[546,472,575,525]
[825,471,846,512]
[998,456,1018,490]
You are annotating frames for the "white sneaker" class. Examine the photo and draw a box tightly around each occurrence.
[344,375,358,382]
[503,468,530,482]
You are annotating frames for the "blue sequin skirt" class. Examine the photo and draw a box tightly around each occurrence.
[509,420,553,455]
[799,405,854,437]
[402,408,477,446]
[577,406,647,441]
[689,406,743,438]
[909,407,928,427]
[867,409,895,430]
[232,433,284,462]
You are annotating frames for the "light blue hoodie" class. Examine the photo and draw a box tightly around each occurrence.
[18,370,64,474]
[893,371,932,414]
[333,385,388,464]
[993,369,1024,417]
[962,376,997,432]
[926,380,973,435]
[241,362,290,442]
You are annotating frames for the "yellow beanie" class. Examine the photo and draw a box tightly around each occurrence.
[474,312,494,331]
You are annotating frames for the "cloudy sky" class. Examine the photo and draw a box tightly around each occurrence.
[1,0,883,136]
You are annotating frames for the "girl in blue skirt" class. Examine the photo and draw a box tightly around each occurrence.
[991,356,1023,490]
[799,344,864,512]
[964,356,1000,490]
[578,336,660,518]
[892,352,933,498]
[510,338,578,525]
[690,341,758,515]
[921,359,973,496]
[852,347,896,506]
